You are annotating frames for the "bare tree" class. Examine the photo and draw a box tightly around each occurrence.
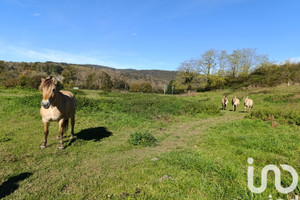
[200,49,218,76]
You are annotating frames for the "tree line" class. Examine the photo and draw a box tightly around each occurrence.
[0,61,172,93]
[166,48,300,94]
[1,48,299,93]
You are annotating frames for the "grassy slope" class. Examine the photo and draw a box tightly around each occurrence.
[0,86,300,199]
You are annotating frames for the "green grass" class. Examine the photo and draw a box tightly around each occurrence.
[128,131,158,147]
[1,86,300,199]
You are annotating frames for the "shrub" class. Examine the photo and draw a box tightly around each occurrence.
[128,131,158,147]
[4,78,19,88]
[248,108,300,126]
[130,82,153,93]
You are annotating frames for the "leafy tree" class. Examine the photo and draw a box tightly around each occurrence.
[228,50,242,78]
[177,59,199,90]
[167,80,175,94]
[217,50,229,76]
[141,82,153,93]
[99,72,112,91]
[200,49,218,76]
[206,75,227,90]
[129,82,153,93]
[86,73,99,89]
[114,79,128,90]
[62,65,77,87]
[0,61,4,73]
[43,62,63,75]
[130,83,141,92]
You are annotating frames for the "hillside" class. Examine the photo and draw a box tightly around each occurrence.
[0,60,178,92]
[81,64,177,83]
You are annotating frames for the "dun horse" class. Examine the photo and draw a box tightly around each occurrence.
[232,96,240,111]
[244,96,253,112]
[39,77,76,149]
[221,95,228,110]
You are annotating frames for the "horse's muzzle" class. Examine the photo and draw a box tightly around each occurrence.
[41,100,51,109]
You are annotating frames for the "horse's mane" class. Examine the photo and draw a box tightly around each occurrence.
[39,77,62,91]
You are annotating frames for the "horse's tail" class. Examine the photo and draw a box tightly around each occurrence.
[63,119,69,133]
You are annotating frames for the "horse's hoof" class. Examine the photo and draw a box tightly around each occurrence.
[70,136,74,140]
[56,136,60,140]
[59,146,64,150]
[40,145,46,149]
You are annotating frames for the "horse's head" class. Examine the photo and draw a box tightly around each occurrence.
[39,77,62,109]
[232,96,236,102]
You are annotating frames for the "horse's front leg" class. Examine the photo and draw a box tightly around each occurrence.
[58,119,65,150]
[41,121,49,149]
[70,116,75,139]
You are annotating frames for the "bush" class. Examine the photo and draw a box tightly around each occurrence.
[4,78,19,88]
[248,108,300,126]
[128,131,158,147]
[130,82,153,93]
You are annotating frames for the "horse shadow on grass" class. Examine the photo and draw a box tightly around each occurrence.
[0,172,32,199]
[66,127,112,148]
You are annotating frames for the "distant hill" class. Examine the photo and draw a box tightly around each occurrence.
[0,60,178,92]
[77,64,178,82]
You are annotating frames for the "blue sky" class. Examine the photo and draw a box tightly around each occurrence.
[0,0,299,70]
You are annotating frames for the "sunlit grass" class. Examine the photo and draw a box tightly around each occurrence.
[1,86,300,199]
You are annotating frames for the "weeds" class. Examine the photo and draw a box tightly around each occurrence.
[248,108,300,125]
[128,131,158,147]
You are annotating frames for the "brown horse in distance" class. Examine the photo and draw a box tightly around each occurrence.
[39,77,76,149]
[221,95,229,110]
[232,96,240,112]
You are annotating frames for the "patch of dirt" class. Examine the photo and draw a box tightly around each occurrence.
[293,94,300,99]
[158,174,174,182]
[179,92,198,97]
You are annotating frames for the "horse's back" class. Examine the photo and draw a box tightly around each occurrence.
[60,90,76,115]
[234,98,240,106]
[245,98,253,108]
[61,90,74,98]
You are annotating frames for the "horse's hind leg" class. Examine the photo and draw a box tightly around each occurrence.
[58,119,65,150]
[41,121,49,149]
[70,116,75,139]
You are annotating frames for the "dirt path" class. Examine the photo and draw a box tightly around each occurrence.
[130,111,246,160]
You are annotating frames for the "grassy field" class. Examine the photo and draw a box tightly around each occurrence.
[1,86,300,199]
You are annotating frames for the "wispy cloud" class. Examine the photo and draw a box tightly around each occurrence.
[0,44,106,65]
[289,57,300,63]
[0,42,172,70]
[5,0,23,6]
[32,13,41,17]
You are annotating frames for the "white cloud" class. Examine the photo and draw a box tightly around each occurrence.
[5,0,23,6]
[289,57,300,63]
[32,13,41,17]
[1,45,106,65]
[0,43,172,70]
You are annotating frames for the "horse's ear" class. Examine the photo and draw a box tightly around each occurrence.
[57,81,64,90]
[39,78,45,91]
[51,77,58,84]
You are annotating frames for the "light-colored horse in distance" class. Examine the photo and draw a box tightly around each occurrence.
[232,96,240,111]
[39,77,76,149]
[221,95,229,110]
[244,96,253,112]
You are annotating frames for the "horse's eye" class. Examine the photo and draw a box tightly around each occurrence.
[53,89,55,92]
